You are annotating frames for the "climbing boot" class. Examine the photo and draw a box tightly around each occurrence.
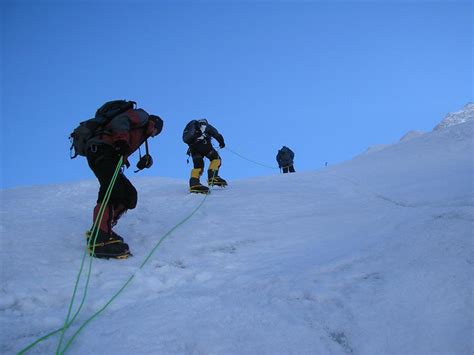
[189,177,210,194]
[86,229,130,259]
[110,230,124,242]
[208,172,227,187]
[189,169,209,194]
[207,159,227,187]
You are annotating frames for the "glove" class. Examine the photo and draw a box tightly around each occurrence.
[219,141,225,149]
[136,154,153,170]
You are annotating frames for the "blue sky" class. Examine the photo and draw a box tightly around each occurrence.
[1,0,472,189]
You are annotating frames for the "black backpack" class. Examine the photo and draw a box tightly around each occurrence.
[277,146,294,166]
[69,100,136,158]
[182,120,201,145]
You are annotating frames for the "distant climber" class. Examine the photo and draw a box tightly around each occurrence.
[276,146,295,173]
[182,119,227,193]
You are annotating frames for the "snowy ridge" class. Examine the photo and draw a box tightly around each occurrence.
[1,121,473,354]
[399,130,424,142]
[362,103,473,156]
[433,102,474,131]
[361,143,390,155]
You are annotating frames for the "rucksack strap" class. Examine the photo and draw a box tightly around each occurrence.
[136,139,150,161]
[134,139,151,173]
[145,139,150,156]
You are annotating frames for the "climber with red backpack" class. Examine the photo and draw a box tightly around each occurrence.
[70,100,163,259]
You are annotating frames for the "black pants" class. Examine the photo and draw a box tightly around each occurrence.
[282,165,295,173]
[87,145,137,210]
[189,140,220,170]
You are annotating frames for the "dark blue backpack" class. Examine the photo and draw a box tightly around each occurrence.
[182,120,201,145]
[277,146,294,167]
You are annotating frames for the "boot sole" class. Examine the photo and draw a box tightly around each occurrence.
[189,189,210,194]
[208,183,227,188]
[89,251,132,260]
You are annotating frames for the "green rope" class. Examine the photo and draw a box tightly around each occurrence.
[18,157,123,355]
[59,192,210,354]
[56,156,123,354]
[19,159,213,354]
[223,146,279,170]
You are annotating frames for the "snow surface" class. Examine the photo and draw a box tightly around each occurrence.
[1,121,473,355]
[360,143,391,155]
[362,130,424,156]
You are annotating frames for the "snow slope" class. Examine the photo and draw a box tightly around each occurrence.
[1,121,473,355]
[399,130,424,142]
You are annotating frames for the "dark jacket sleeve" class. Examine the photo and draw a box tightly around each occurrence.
[205,124,225,147]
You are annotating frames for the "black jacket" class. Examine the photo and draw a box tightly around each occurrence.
[276,146,295,167]
[183,120,225,147]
